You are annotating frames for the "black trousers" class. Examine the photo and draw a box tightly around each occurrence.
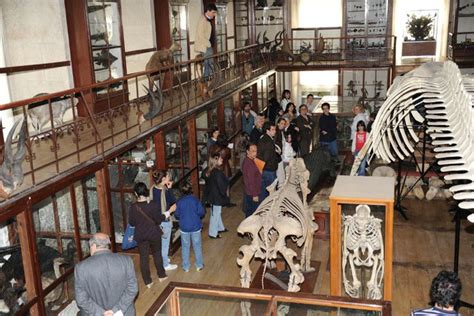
[138,239,166,284]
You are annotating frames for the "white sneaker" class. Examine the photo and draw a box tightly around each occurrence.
[164,264,178,271]
[146,282,153,289]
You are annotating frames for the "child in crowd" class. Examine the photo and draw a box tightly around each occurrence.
[282,132,296,166]
[352,121,369,176]
[174,183,205,272]
[351,104,368,142]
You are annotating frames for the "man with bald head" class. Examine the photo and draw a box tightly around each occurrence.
[75,233,138,316]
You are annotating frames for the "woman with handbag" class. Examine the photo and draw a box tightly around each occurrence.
[129,182,175,288]
[150,170,178,271]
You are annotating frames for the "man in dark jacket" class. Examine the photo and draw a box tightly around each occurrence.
[75,233,138,316]
[242,144,262,217]
[174,183,205,272]
[318,102,338,160]
[295,104,315,156]
[257,121,281,198]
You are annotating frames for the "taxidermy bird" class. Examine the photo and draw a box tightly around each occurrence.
[90,32,107,42]
[93,49,118,68]
[0,118,27,199]
[87,4,110,13]
[351,61,474,213]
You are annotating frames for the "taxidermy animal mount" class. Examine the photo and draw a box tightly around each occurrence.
[0,118,27,199]
[145,43,182,87]
[138,83,164,124]
[93,49,118,68]
[28,93,78,134]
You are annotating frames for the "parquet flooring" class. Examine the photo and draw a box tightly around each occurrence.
[130,180,474,315]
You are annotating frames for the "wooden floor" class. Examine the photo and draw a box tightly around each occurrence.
[130,179,474,315]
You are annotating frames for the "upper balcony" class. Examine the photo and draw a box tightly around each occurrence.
[275,35,396,71]
[0,43,275,210]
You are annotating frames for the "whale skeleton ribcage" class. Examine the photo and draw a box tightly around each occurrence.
[351,61,474,210]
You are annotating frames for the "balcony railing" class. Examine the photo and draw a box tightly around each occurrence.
[275,35,396,69]
[0,42,275,205]
[146,282,391,316]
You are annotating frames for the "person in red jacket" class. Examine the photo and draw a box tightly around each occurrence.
[352,120,368,176]
[242,144,262,217]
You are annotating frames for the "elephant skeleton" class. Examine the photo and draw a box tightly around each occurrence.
[237,158,318,292]
[342,205,384,300]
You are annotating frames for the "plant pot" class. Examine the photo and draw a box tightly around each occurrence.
[402,40,436,56]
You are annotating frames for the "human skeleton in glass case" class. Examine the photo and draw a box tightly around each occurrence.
[342,204,384,300]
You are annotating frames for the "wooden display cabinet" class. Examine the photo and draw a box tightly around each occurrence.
[329,175,395,301]
[343,0,392,59]
[66,0,128,115]
[170,1,191,82]
[448,0,474,66]
[233,0,290,48]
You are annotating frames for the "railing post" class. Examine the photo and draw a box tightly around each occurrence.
[95,164,116,251]
[17,199,44,315]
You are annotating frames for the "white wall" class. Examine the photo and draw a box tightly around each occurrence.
[293,0,343,29]
[0,6,15,138]
[122,0,155,99]
[122,0,155,53]
[188,0,203,60]
[1,0,73,102]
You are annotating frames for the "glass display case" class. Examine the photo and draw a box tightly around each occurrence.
[254,1,285,49]
[234,0,250,48]
[234,0,288,49]
[170,2,190,63]
[87,0,125,94]
[341,68,389,113]
[170,2,191,82]
[216,3,228,53]
[164,123,189,184]
[344,0,391,56]
[449,0,474,64]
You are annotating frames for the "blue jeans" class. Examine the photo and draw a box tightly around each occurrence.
[354,150,367,176]
[181,230,204,270]
[160,221,173,267]
[203,47,214,80]
[244,194,260,217]
[261,170,277,199]
[320,140,338,158]
[209,205,225,237]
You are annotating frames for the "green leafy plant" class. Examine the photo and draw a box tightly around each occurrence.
[406,14,434,41]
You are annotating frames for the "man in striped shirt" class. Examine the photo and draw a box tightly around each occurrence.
[411,271,462,315]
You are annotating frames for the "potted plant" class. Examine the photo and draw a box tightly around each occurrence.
[402,13,437,57]
[406,14,433,41]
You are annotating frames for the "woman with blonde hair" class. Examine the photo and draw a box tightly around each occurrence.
[206,152,229,238]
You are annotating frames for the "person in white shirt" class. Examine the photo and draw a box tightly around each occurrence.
[280,89,291,112]
[282,132,296,164]
[350,104,369,141]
